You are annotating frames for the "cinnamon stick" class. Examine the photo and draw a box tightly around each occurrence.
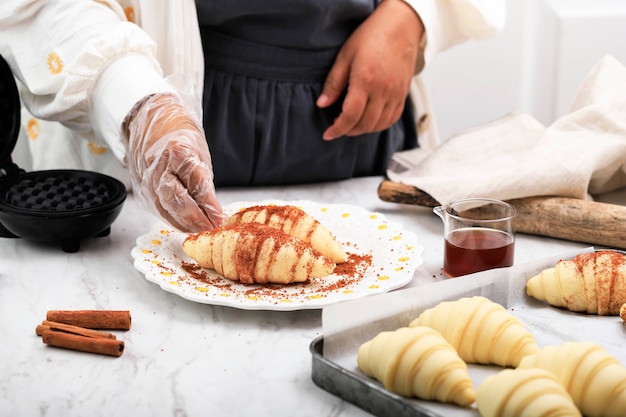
[36,320,116,339]
[41,330,125,357]
[46,310,131,330]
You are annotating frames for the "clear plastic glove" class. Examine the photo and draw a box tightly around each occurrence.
[124,93,226,232]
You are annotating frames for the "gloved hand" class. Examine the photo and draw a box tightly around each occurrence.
[124,93,226,232]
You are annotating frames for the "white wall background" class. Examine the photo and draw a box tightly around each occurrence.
[423,0,626,142]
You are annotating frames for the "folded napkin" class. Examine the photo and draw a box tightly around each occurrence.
[388,55,626,204]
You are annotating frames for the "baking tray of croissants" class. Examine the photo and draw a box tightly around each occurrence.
[311,249,626,417]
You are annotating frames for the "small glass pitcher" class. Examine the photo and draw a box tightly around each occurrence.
[434,198,517,278]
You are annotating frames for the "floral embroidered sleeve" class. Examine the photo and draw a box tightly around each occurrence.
[0,0,173,162]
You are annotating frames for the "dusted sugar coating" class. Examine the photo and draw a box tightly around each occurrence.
[357,326,476,406]
[526,250,626,315]
[409,296,539,367]
[226,205,347,264]
[183,223,335,284]
[476,368,581,417]
[518,341,626,417]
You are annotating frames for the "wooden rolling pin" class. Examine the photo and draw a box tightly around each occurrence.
[377,179,626,250]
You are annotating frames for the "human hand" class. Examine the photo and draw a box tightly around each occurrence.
[124,93,226,232]
[316,0,424,140]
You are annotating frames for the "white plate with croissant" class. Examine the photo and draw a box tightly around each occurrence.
[131,200,424,310]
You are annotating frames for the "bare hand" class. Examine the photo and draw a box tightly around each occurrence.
[316,0,424,140]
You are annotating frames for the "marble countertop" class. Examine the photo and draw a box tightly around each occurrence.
[0,176,623,417]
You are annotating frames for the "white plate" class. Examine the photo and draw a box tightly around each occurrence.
[131,200,424,311]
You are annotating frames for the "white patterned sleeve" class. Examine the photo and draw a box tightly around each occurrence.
[403,0,506,71]
[0,0,174,162]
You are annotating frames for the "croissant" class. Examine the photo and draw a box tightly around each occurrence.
[621,303,626,322]
[517,341,626,417]
[357,326,476,406]
[226,204,347,264]
[182,223,335,284]
[525,250,626,315]
[476,368,581,417]
[409,296,539,367]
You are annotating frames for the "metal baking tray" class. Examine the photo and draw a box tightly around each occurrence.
[311,336,445,417]
[310,248,626,417]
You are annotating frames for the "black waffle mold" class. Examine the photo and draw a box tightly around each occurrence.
[0,54,126,252]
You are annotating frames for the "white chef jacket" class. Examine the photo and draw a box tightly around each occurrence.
[0,0,505,186]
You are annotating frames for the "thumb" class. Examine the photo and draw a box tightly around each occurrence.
[317,56,350,108]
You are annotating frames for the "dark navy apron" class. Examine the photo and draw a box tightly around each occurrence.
[196,0,417,186]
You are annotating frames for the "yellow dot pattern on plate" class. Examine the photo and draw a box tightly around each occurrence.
[135,200,421,310]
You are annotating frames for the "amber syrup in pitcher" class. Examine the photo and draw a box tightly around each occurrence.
[443,227,514,277]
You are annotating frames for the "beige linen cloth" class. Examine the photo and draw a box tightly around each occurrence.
[388,55,626,205]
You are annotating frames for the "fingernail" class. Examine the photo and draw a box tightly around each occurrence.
[317,94,330,107]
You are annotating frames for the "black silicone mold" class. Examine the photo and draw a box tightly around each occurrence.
[0,170,126,252]
[0,53,126,253]
[6,171,113,211]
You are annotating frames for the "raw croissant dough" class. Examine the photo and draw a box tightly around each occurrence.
[476,368,581,417]
[526,250,626,315]
[409,296,539,367]
[357,326,476,406]
[226,204,347,263]
[183,223,335,284]
[517,341,626,417]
